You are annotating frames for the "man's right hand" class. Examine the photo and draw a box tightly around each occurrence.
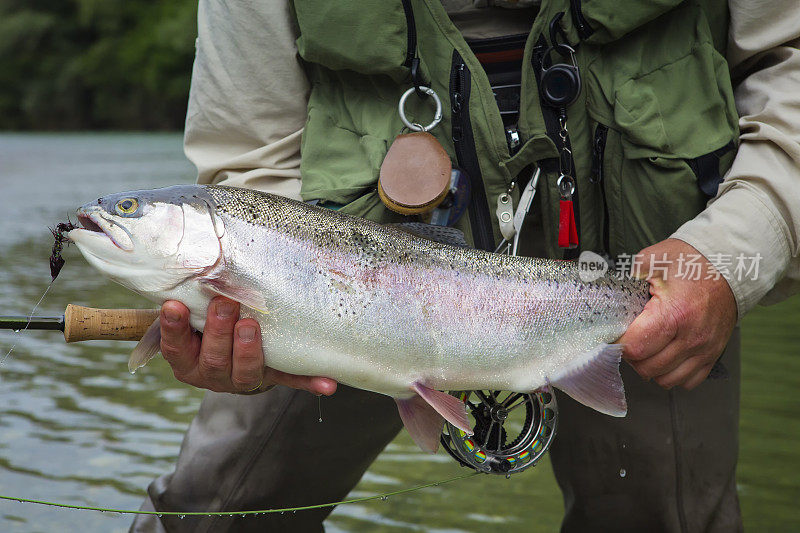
[159,296,338,396]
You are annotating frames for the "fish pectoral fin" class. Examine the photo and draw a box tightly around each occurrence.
[550,343,627,417]
[199,275,269,314]
[395,396,445,453]
[411,382,473,435]
[128,318,161,374]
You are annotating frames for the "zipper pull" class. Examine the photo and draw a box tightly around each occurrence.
[590,124,608,184]
[557,174,578,249]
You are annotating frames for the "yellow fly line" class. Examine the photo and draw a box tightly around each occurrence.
[0,471,480,517]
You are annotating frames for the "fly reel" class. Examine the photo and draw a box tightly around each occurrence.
[440,389,557,475]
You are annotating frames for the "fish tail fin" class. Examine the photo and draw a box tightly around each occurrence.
[128,318,161,374]
[550,343,627,417]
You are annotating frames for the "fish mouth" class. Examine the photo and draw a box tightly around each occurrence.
[78,214,103,233]
[71,210,134,251]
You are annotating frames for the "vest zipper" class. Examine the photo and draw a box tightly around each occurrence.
[450,51,494,252]
[400,0,417,67]
[569,0,594,41]
[591,124,610,254]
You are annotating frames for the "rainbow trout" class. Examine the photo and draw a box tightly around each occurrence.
[66,185,649,452]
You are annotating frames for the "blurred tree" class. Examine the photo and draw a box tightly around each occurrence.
[0,0,197,130]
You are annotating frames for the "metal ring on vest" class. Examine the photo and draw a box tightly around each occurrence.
[398,86,443,132]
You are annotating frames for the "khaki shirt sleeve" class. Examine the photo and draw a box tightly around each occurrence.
[670,0,800,317]
[184,0,309,201]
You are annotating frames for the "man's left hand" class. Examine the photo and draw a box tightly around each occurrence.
[618,238,737,390]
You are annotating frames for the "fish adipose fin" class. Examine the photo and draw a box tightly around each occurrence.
[128,318,161,373]
[550,343,627,417]
[200,276,269,314]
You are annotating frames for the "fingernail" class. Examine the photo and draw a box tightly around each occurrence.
[216,300,235,318]
[163,308,181,324]
[238,325,255,342]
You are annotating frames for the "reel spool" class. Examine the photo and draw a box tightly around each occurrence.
[440,389,558,475]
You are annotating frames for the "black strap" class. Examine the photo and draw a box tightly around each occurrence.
[688,141,736,197]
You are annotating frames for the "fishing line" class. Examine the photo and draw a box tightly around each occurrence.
[0,471,480,517]
[1,281,55,365]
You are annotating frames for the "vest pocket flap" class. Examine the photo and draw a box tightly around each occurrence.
[300,113,390,206]
[612,43,737,161]
[295,2,409,78]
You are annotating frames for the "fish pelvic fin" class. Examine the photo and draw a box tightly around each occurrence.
[412,382,473,435]
[395,396,445,453]
[550,343,627,417]
[128,318,161,374]
[395,383,473,454]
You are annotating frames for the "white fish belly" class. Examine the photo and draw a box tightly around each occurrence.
[239,250,633,398]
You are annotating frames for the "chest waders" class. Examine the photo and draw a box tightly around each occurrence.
[291,0,739,474]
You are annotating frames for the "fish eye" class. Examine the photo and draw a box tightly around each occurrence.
[115,198,139,216]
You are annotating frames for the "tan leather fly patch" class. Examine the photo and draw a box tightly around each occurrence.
[378,132,452,216]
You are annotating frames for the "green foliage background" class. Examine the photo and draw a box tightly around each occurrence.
[0,0,197,130]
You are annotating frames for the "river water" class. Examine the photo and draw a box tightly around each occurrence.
[0,133,797,531]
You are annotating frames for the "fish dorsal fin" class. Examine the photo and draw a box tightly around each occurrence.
[388,223,469,248]
[550,343,627,417]
[129,318,161,373]
[395,396,445,453]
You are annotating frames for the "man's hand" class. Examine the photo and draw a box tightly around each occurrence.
[618,239,737,390]
[159,296,337,395]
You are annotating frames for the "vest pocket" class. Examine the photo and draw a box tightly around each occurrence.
[616,152,710,254]
[612,43,737,161]
[294,2,410,80]
[593,122,729,258]
[595,41,738,254]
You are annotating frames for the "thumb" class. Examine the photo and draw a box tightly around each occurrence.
[617,297,675,362]
[630,250,652,280]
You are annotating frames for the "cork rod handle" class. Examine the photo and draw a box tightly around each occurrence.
[63,304,160,343]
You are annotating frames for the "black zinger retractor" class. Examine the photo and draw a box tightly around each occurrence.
[540,43,581,108]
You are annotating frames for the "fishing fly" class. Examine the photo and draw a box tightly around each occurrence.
[49,220,78,281]
[1,220,77,364]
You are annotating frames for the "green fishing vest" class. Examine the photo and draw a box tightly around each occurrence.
[292,0,738,259]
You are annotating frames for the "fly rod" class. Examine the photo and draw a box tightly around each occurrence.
[0,305,158,343]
